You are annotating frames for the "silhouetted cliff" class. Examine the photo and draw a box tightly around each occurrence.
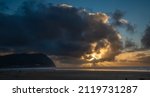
[0,53,55,68]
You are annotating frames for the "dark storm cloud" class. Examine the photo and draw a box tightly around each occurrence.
[111,10,136,33]
[0,1,122,63]
[141,25,150,48]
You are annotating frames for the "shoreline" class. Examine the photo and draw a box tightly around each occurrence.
[0,69,150,80]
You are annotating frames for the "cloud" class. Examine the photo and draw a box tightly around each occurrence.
[141,25,150,48]
[115,50,150,64]
[0,1,123,65]
[0,1,9,12]
[124,38,137,49]
[111,10,136,33]
[136,53,146,57]
[138,56,150,64]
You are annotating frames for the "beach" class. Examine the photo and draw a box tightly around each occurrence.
[0,68,150,80]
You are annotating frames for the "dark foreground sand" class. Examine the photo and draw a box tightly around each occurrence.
[0,69,150,80]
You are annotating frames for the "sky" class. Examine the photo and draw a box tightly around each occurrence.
[0,0,150,68]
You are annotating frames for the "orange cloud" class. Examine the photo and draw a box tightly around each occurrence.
[115,50,150,63]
